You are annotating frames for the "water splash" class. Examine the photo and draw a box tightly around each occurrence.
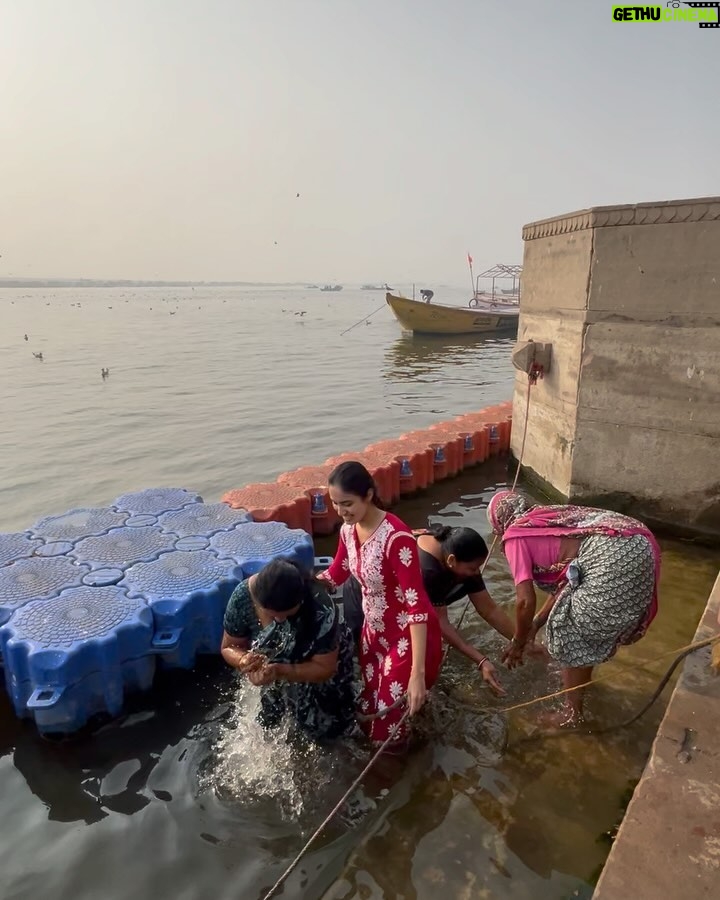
[206,682,370,823]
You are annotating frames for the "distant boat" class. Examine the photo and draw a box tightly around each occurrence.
[306,284,319,289]
[361,283,393,291]
[320,284,343,292]
[386,292,519,336]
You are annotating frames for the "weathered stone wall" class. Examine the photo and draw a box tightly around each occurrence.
[592,570,720,899]
[513,197,720,539]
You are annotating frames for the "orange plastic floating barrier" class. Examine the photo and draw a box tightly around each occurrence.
[364,440,432,493]
[453,416,491,462]
[221,403,513,538]
[361,452,401,505]
[222,483,312,533]
[400,430,453,481]
[277,466,340,535]
[426,425,465,476]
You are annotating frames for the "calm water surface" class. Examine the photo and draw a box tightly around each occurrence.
[1,287,718,900]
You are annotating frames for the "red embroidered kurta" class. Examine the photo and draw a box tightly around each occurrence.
[320,512,442,744]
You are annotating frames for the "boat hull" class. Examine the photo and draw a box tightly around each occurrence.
[385,293,518,335]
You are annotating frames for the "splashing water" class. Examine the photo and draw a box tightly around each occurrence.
[206,681,371,824]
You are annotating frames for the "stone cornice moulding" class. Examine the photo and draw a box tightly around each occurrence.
[522,197,720,241]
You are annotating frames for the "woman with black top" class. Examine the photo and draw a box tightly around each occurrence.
[343,524,519,695]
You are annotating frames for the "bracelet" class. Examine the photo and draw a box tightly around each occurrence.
[477,656,489,670]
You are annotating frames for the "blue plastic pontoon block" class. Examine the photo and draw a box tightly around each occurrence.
[70,525,177,570]
[156,502,252,537]
[119,550,243,668]
[31,507,128,544]
[209,521,314,574]
[0,585,167,734]
[112,488,202,517]
[0,557,90,626]
[0,532,42,567]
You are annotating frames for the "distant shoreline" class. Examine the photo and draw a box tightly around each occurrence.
[0,279,311,288]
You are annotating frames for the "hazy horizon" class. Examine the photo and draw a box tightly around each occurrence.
[1,1,717,285]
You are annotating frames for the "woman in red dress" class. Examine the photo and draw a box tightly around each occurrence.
[319,461,442,749]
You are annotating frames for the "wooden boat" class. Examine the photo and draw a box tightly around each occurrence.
[386,292,518,335]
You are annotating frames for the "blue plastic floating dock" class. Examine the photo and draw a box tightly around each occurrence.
[0,557,90,626]
[70,525,177,570]
[0,488,318,734]
[0,585,170,733]
[0,532,42,567]
[120,550,244,669]
[209,521,315,574]
[31,507,129,543]
[156,502,251,537]
[113,487,202,517]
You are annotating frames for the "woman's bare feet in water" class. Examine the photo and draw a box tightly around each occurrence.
[536,707,585,729]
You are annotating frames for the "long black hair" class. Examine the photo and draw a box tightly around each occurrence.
[253,558,315,611]
[328,460,385,509]
[425,524,488,563]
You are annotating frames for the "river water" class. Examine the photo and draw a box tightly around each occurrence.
[1,286,718,900]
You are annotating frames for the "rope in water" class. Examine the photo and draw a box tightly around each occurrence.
[261,632,720,900]
[260,710,410,900]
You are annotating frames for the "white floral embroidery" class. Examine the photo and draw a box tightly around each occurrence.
[377,699,387,711]
[389,680,404,700]
[365,662,374,681]
[373,690,379,704]
[383,655,393,675]
[397,637,409,656]
[379,637,390,651]
[398,545,413,567]
[396,611,409,630]
[387,722,401,739]
[376,652,384,666]
[408,612,427,624]
[362,638,369,654]
[358,521,393,633]
[342,558,349,570]
[404,587,418,606]
[360,699,369,711]
[395,586,405,605]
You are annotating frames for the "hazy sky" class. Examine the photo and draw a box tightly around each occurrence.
[1,1,717,284]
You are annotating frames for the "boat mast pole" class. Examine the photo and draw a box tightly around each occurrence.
[467,253,475,299]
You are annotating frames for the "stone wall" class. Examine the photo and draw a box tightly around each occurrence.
[513,197,720,540]
[592,570,720,899]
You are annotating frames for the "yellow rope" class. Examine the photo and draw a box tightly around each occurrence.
[492,632,720,715]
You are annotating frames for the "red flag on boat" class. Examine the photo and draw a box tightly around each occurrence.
[467,253,473,266]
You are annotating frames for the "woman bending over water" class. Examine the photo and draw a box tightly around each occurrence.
[221,558,355,741]
[487,490,661,727]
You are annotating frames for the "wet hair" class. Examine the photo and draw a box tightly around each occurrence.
[328,460,385,509]
[426,524,488,563]
[252,559,331,652]
[253,558,315,612]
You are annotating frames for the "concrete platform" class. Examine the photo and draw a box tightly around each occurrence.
[593,569,720,899]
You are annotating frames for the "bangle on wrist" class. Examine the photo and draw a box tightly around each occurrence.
[477,656,489,670]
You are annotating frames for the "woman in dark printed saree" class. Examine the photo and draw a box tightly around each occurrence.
[487,491,661,727]
[221,558,356,742]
